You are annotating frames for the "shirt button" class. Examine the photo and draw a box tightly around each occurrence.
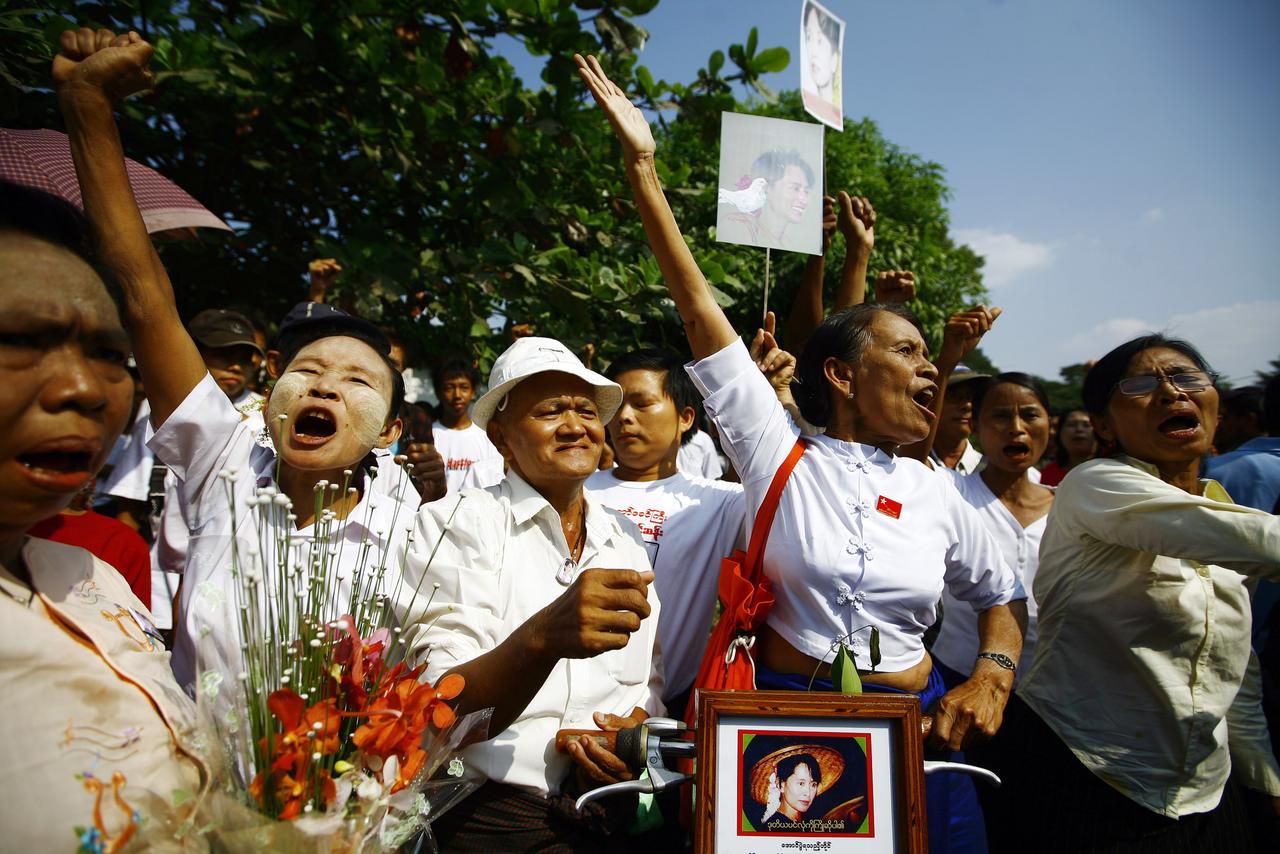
[1196,567,1210,578]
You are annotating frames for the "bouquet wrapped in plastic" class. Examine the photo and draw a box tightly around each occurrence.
[186,469,486,852]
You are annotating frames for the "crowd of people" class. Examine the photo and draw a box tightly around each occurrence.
[1,27,1278,854]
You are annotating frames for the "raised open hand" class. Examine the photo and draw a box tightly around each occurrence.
[53,28,154,101]
[837,191,876,253]
[575,54,656,161]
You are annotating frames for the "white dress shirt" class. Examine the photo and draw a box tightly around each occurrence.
[404,471,664,796]
[687,340,1021,672]
[1021,455,1280,817]
[148,374,419,691]
[932,470,1047,681]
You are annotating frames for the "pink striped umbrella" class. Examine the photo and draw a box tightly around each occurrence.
[0,127,232,234]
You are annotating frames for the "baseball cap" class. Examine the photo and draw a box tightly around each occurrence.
[471,337,622,430]
[188,309,263,355]
[272,301,389,359]
[949,363,991,387]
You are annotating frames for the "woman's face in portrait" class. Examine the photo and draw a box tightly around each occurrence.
[805,8,838,91]
[779,761,819,819]
[767,164,812,224]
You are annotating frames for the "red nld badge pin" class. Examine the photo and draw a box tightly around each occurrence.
[876,495,903,519]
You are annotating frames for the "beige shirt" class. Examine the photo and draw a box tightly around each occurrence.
[404,471,664,796]
[1021,456,1280,817]
[0,538,208,851]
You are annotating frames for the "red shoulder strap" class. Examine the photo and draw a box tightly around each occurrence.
[741,438,806,582]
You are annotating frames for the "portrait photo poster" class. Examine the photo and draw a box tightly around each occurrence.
[714,716,899,853]
[800,0,846,131]
[715,112,825,256]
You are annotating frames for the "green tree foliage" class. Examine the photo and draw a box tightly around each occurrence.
[3,0,987,371]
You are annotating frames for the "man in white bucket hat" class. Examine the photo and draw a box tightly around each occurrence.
[403,336,664,849]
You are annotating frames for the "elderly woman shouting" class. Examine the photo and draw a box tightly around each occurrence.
[993,335,1280,853]
[576,55,1024,853]
[405,337,662,852]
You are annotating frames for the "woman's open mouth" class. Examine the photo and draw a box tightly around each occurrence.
[15,440,98,492]
[1002,442,1032,462]
[1157,413,1201,441]
[292,408,338,446]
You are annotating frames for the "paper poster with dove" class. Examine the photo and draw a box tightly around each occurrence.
[716,112,825,256]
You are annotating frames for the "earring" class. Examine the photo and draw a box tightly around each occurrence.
[846,391,855,400]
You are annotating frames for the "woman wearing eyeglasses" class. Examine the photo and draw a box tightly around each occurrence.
[989,334,1280,852]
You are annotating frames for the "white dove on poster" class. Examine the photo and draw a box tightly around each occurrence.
[717,177,768,214]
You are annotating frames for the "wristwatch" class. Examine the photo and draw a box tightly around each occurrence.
[976,652,1017,672]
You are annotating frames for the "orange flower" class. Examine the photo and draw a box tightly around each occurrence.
[262,691,342,757]
[351,673,464,759]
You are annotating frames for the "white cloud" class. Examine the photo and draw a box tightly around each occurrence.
[1056,300,1280,384]
[1142,207,1165,223]
[953,228,1054,288]
[1165,300,1280,383]
[1063,317,1153,359]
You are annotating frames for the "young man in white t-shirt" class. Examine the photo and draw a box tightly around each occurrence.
[585,348,746,713]
[431,356,505,492]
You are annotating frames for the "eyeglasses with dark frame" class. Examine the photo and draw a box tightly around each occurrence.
[1113,370,1218,397]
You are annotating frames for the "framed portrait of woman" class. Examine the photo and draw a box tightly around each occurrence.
[695,691,927,853]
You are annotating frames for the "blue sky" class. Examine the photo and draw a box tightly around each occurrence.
[500,0,1279,384]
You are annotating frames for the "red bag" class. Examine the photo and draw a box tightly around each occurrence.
[684,438,806,723]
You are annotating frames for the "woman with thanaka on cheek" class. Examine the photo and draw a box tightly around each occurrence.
[0,181,210,850]
[54,27,416,689]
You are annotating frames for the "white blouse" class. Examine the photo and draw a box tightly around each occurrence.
[932,470,1047,680]
[1021,456,1280,817]
[687,341,1021,672]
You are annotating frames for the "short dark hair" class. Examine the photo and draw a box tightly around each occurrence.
[605,348,702,446]
[751,149,816,188]
[432,356,481,391]
[973,372,1050,418]
[775,753,822,786]
[804,1,840,45]
[0,180,120,304]
[277,336,405,426]
[1081,334,1214,417]
[1263,373,1280,434]
[793,303,924,427]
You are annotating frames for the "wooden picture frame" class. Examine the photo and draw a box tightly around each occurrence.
[695,690,928,854]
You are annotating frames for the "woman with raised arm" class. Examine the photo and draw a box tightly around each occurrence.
[56,28,417,689]
[576,54,1025,852]
[993,335,1280,853]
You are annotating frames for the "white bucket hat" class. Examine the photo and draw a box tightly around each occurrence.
[471,336,622,430]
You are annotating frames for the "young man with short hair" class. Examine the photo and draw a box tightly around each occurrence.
[585,348,746,712]
[432,356,505,492]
